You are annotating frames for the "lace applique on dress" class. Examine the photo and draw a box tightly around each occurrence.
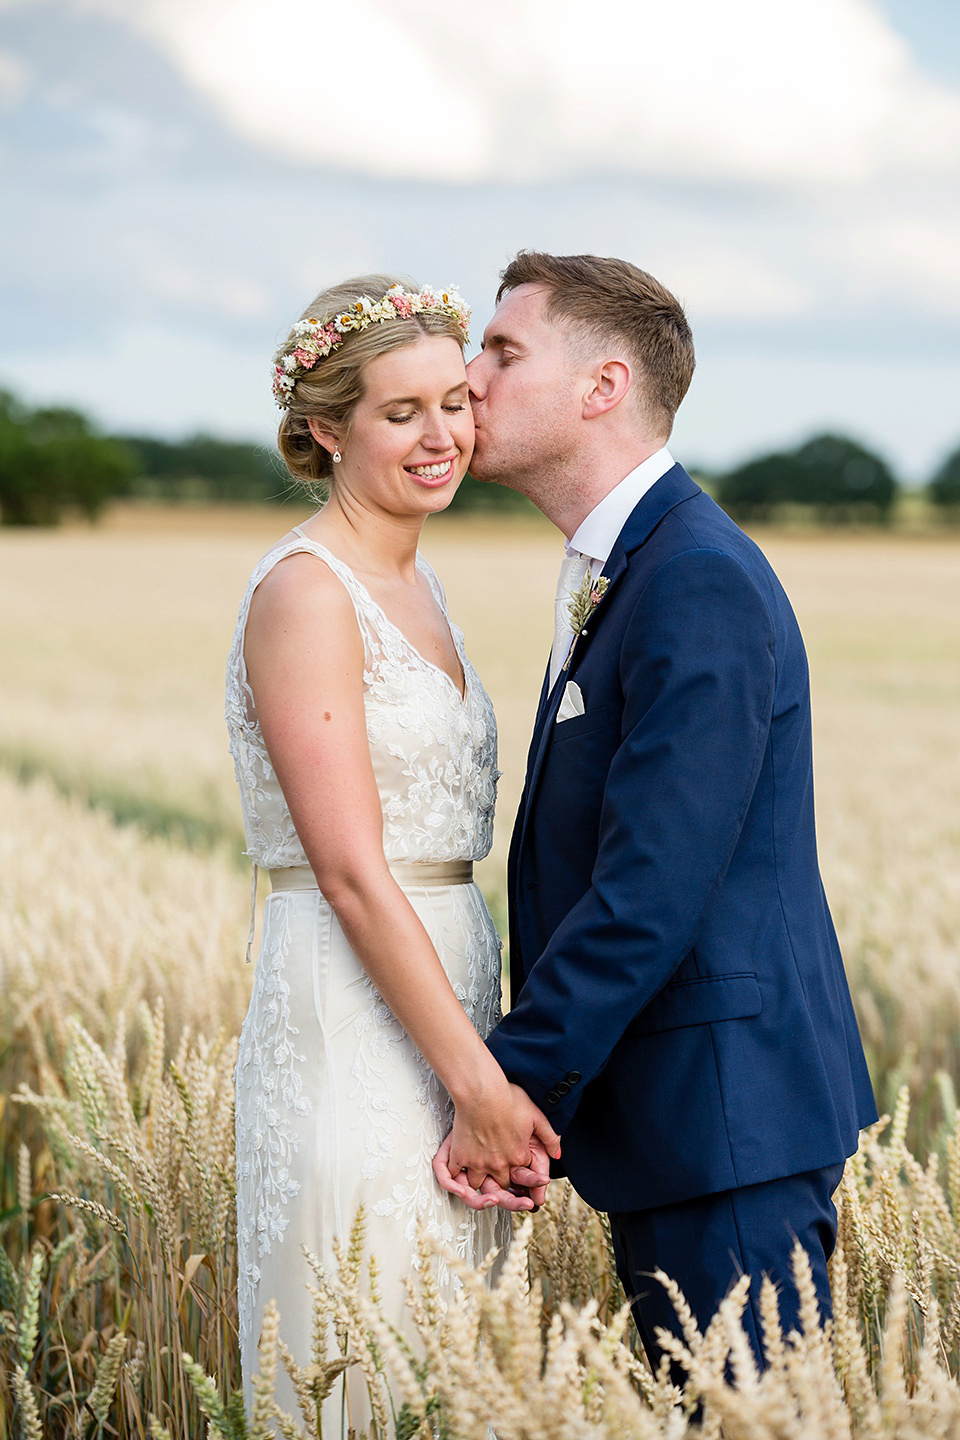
[234,897,310,1332]
[225,534,499,873]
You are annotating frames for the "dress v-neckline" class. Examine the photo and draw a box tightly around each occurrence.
[290,527,469,704]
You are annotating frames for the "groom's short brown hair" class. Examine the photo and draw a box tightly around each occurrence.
[497,250,695,437]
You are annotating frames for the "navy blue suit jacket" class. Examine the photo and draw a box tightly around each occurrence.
[486,465,877,1213]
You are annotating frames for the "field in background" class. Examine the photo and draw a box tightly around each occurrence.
[2,503,960,1435]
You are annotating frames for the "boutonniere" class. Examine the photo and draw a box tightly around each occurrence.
[564,572,609,671]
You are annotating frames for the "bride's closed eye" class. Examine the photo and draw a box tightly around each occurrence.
[387,403,466,424]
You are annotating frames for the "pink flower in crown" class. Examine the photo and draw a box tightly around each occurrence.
[272,284,470,410]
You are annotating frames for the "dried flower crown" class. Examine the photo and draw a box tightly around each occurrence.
[272,283,471,409]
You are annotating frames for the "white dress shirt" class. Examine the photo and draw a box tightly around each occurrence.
[549,448,675,686]
[568,446,675,575]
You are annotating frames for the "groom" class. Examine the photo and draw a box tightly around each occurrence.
[435,251,877,1369]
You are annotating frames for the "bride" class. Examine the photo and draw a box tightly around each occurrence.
[225,275,559,1426]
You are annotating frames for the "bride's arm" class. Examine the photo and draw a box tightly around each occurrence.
[245,554,559,1202]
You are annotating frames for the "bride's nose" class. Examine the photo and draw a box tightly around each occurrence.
[421,413,455,450]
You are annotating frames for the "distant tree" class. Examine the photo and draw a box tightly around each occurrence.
[929,446,960,517]
[122,433,287,502]
[0,392,135,526]
[449,472,538,513]
[716,432,897,524]
[714,450,795,522]
[791,434,897,520]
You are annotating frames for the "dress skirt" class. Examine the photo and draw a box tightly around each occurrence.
[235,874,508,1431]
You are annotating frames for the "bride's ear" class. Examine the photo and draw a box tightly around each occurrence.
[307,416,341,458]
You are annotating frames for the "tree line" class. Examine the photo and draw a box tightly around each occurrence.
[1,387,959,526]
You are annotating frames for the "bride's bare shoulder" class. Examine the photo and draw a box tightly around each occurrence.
[246,545,358,650]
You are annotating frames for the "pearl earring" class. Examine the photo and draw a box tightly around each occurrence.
[332,448,341,464]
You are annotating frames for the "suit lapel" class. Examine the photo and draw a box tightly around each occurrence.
[594,463,701,593]
[529,658,553,741]
[514,465,702,864]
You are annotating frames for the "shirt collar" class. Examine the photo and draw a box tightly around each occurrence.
[567,447,675,564]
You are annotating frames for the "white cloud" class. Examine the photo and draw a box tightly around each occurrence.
[72,0,960,185]
[82,0,491,178]
[0,46,30,108]
[826,211,960,314]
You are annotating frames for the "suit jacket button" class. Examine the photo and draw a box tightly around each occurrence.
[567,1071,581,1083]
[556,1081,571,1096]
[546,1090,560,1105]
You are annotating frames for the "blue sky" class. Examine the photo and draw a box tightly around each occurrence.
[1,0,959,482]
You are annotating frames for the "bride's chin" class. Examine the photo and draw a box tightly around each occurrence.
[426,484,460,515]
[420,473,465,512]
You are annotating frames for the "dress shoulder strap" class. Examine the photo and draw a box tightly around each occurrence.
[279,530,401,670]
[227,531,382,706]
[416,552,448,613]
[286,529,383,629]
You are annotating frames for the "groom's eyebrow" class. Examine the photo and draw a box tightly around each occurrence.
[481,333,520,352]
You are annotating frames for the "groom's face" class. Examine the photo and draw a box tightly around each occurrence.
[466,284,585,492]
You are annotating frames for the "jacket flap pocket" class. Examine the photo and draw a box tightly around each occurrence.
[633,973,761,1036]
[550,704,618,745]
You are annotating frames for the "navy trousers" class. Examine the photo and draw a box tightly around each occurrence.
[608,1162,844,1374]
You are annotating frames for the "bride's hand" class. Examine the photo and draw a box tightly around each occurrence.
[432,1135,555,1212]
[432,1132,528,1211]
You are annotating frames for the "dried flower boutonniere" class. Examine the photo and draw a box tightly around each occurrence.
[563,572,609,671]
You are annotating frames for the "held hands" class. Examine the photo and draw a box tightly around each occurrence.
[432,1081,561,1213]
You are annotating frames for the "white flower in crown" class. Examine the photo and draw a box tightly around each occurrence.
[272,284,471,408]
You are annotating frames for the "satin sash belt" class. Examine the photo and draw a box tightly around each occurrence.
[268,859,474,892]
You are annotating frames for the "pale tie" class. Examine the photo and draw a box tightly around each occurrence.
[549,548,592,690]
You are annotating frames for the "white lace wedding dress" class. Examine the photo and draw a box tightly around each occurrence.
[225,527,510,1429]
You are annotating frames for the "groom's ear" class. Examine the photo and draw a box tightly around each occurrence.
[581,358,632,418]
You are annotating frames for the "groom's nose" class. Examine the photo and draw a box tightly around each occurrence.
[466,352,486,400]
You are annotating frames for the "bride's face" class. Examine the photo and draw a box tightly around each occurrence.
[335,335,474,518]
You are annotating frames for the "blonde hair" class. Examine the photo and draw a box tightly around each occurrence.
[277,274,469,493]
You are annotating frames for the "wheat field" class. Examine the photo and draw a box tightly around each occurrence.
[1,504,959,1436]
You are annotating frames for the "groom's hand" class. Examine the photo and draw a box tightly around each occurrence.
[433,1130,555,1211]
[433,1132,532,1211]
[432,1083,560,1211]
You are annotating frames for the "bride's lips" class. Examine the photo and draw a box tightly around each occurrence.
[403,456,458,488]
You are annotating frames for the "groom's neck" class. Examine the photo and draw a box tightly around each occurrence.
[539,436,668,538]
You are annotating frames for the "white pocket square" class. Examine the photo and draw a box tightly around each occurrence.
[556,681,586,723]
